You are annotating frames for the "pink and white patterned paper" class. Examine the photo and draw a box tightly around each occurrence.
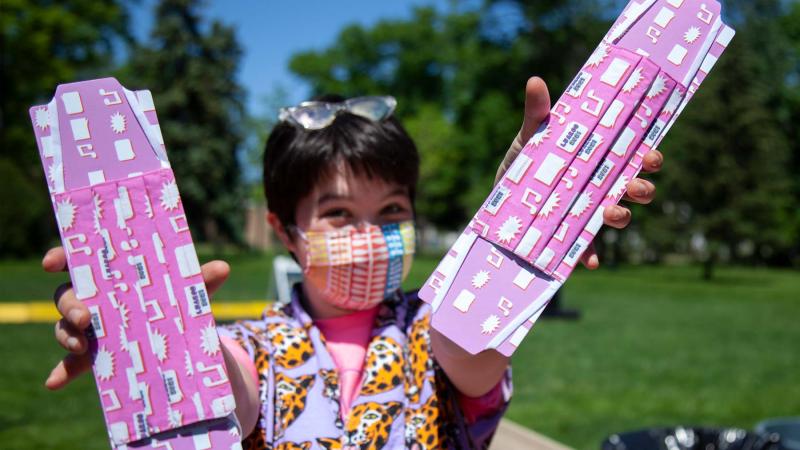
[419,0,735,356]
[30,78,242,449]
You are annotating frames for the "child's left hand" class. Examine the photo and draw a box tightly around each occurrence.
[495,77,662,270]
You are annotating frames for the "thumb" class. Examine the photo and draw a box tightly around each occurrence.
[519,76,551,143]
[496,77,552,185]
[201,260,231,297]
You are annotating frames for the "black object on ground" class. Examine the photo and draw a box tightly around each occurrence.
[756,418,800,450]
[541,291,581,320]
[601,427,781,450]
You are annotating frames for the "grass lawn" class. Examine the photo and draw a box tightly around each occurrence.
[0,254,798,449]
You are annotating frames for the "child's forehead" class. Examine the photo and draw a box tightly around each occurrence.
[311,164,409,200]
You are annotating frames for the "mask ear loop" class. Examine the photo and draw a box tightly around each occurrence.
[283,224,312,274]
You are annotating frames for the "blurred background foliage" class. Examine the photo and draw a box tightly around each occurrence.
[1,0,798,278]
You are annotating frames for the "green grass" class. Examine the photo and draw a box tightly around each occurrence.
[0,255,798,449]
[507,265,800,448]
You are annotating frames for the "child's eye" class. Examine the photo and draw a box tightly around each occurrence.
[322,208,351,218]
[381,203,407,216]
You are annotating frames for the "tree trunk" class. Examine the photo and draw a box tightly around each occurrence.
[702,250,715,281]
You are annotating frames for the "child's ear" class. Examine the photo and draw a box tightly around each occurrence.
[266,212,298,254]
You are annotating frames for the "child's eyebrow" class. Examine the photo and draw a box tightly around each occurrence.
[317,192,351,206]
[383,187,409,199]
[317,187,408,206]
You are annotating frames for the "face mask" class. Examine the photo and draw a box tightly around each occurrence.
[297,221,415,310]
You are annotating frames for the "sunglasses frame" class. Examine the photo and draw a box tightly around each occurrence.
[278,95,398,130]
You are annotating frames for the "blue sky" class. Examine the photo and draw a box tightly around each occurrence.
[131,0,462,115]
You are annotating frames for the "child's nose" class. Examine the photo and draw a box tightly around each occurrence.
[354,219,372,231]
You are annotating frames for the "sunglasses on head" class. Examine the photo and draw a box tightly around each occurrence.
[278,95,397,130]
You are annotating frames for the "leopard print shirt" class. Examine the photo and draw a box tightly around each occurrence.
[219,285,510,449]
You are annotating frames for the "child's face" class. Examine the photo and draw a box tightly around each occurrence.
[268,162,414,316]
[272,162,414,260]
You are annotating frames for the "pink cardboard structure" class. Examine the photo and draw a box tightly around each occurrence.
[30,78,242,449]
[419,0,735,356]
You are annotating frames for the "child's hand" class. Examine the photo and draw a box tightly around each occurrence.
[42,247,231,389]
[496,77,662,269]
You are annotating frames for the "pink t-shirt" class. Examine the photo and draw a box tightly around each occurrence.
[221,305,504,422]
[314,306,380,418]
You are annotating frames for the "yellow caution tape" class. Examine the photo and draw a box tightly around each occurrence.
[0,301,271,323]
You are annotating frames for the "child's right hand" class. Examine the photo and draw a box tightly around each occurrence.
[496,77,663,269]
[42,246,232,390]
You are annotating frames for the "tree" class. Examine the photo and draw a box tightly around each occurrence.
[126,0,247,247]
[0,0,131,256]
[654,0,796,278]
[287,0,799,275]
[286,2,629,229]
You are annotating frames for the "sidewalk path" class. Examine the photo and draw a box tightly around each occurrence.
[491,419,573,450]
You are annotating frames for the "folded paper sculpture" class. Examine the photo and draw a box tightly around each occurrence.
[29,78,242,449]
[419,0,735,356]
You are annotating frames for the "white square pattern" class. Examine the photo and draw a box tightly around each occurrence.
[600,100,626,128]
[115,139,135,161]
[70,118,90,141]
[611,127,636,156]
[61,91,83,114]
[716,26,735,47]
[600,58,631,87]
[667,44,688,65]
[88,170,106,185]
[175,244,201,278]
[533,153,566,186]
[514,227,541,258]
[653,7,675,28]
[512,268,536,289]
[452,289,476,313]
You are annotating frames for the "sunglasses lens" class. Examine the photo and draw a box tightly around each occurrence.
[281,96,397,130]
[347,97,396,121]
[292,104,336,130]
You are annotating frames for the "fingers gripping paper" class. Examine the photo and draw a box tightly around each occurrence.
[418,0,734,356]
[30,78,242,449]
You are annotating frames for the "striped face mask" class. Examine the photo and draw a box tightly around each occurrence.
[297,221,416,310]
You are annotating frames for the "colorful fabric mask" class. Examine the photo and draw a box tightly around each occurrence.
[298,221,415,310]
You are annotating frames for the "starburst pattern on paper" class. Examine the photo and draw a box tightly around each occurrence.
[569,193,594,218]
[538,192,561,219]
[35,107,52,130]
[471,270,491,289]
[95,346,115,381]
[480,314,501,335]
[586,43,610,67]
[646,74,668,99]
[47,164,57,184]
[496,216,522,244]
[143,194,154,218]
[118,303,130,329]
[200,324,221,356]
[168,408,183,428]
[110,112,127,133]
[56,198,76,231]
[159,180,180,211]
[118,325,129,352]
[151,328,168,362]
[606,175,629,201]
[92,194,104,234]
[663,97,679,116]
[622,67,644,93]
[529,123,551,146]
[184,350,194,377]
[684,26,701,44]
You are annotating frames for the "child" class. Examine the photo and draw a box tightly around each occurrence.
[43,77,661,448]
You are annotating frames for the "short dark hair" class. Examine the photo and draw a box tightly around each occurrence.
[263,94,420,228]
